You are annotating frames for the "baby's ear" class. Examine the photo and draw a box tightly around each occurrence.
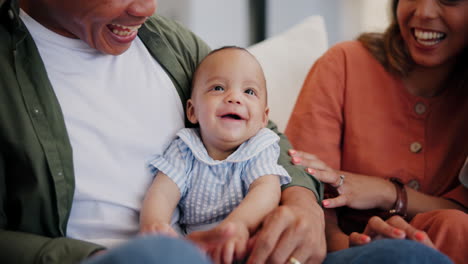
[186,99,198,124]
[262,106,270,127]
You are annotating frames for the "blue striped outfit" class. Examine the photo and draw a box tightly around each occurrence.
[148,128,291,233]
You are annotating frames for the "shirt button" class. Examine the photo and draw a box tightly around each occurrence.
[407,179,420,190]
[410,142,422,153]
[414,102,426,115]
[33,109,40,114]
[8,9,15,20]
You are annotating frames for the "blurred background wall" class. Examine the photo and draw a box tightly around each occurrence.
[157,0,391,48]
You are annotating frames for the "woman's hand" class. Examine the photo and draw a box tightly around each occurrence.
[349,215,435,248]
[289,149,396,211]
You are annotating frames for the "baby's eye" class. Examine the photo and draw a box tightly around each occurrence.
[213,86,224,91]
[245,88,256,96]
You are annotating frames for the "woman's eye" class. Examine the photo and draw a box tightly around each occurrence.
[439,0,462,5]
[245,89,256,96]
[213,86,224,91]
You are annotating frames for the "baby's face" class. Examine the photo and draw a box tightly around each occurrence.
[187,48,269,153]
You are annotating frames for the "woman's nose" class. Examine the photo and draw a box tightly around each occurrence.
[414,0,440,20]
[127,0,157,18]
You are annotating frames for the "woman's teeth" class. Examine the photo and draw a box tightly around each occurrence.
[414,29,446,46]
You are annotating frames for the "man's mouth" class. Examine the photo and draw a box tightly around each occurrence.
[412,28,446,47]
[107,23,142,37]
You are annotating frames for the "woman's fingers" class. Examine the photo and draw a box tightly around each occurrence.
[322,195,347,208]
[310,169,339,185]
[289,150,331,171]
[363,216,406,239]
[348,232,371,246]
[386,216,435,248]
[288,149,318,160]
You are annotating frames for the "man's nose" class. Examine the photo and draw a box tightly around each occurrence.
[127,0,157,18]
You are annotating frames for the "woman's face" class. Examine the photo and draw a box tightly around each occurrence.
[24,0,157,55]
[397,0,468,68]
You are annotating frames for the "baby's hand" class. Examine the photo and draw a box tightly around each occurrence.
[140,222,178,237]
[209,221,249,264]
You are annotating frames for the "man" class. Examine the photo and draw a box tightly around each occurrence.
[0,0,325,263]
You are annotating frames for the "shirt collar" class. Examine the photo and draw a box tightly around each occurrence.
[177,128,279,165]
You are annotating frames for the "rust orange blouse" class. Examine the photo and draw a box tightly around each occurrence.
[286,41,468,207]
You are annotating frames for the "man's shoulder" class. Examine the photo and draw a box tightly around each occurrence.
[143,15,207,51]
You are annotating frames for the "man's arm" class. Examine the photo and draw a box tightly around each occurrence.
[0,153,104,263]
[266,120,323,200]
[0,230,104,263]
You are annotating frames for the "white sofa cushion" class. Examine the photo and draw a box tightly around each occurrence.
[248,16,328,132]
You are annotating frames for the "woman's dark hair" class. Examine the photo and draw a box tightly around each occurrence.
[357,0,411,76]
[358,0,467,83]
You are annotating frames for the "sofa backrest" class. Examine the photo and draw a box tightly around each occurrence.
[248,16,328,132]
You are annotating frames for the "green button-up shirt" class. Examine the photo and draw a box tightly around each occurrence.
[0,0,322,263]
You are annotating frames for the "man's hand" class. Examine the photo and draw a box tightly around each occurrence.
[247,187,326,264]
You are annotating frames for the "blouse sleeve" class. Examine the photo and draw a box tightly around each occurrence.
[285,45,347,169]
[148,139,189,197]
[242,143,291,190]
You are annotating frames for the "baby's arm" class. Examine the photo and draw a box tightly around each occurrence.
[225,174,281,231]
[214,175,281,263]
[140,171,181,236]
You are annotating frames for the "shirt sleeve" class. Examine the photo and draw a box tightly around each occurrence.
[242,142,291,190]
[443,185,468,209]
[267,121,323,201]
[148,139,189,197]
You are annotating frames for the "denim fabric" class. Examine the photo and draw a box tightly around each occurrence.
[82,235,211,264]
[324,239,452,264]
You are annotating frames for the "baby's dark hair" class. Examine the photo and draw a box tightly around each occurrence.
[190,46,266,97]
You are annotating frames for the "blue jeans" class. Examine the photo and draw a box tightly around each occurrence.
[324,239,452,264]
[83,236,452,264]
[82,235,211,264]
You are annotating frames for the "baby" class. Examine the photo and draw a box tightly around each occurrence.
[140,46,290,263]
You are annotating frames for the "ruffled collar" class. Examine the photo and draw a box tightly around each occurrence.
[177,128,279,165]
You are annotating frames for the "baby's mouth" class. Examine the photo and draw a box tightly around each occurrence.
[412,28,446,47]
[107,23,142,37]
[221,113,242,120]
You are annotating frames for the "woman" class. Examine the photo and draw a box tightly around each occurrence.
[286,0,468,263]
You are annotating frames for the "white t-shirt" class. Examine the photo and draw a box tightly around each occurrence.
[20,10,185,247]
[460,157,468,188]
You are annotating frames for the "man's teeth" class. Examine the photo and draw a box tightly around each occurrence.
[110,24,142,36]
[414,29,445,46]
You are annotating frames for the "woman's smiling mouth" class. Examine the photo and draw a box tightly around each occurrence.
[412,28,446,47]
